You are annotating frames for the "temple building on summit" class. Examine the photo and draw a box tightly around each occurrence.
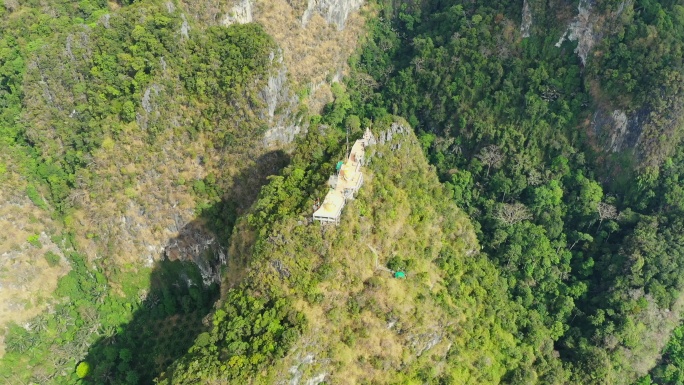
[312,128,375,225]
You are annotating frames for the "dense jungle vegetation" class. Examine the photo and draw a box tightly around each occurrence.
[3,0,684,384]
[345,0,684,383]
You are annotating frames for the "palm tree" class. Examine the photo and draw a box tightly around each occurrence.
[29,315,48,333]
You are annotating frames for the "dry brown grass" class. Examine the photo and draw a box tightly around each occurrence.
[0,152,68,356]
[179,0,367,112]
[255,0,366,93]
[108,0,121,11]
[70,127,247,265]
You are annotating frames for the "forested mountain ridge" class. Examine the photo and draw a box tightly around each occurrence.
[159,117,544,384]
[3,0,684,384]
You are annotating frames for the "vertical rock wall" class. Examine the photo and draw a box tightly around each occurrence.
[301,0,364,30]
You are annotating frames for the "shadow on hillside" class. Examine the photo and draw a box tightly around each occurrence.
[82,150,290,384]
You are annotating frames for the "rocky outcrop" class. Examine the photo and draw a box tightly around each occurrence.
[554,0,633,65]
[591,108,646,153]
[285,352,327,385]
[555,0,599,65]
[520,0,532,38]
[377,122,409,146]
[180,13,190,38]
[163,222,226,285]
[301,0,364,30]
[260,52,303,146]
[222,0,253,26]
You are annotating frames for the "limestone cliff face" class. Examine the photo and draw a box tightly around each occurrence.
[260,55,302,146]
[553,0,601,65]
[221,0,253,26]
[520,0,532,38]
[300,0,364,30]
[254,0,366,146]
[591,109,644,153]
[180,0,366,145]
[257,0,365,141]
[523,0,682,166]
[551,0,641,157]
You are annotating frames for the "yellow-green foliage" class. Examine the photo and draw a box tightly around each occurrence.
[76,361,90,378]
